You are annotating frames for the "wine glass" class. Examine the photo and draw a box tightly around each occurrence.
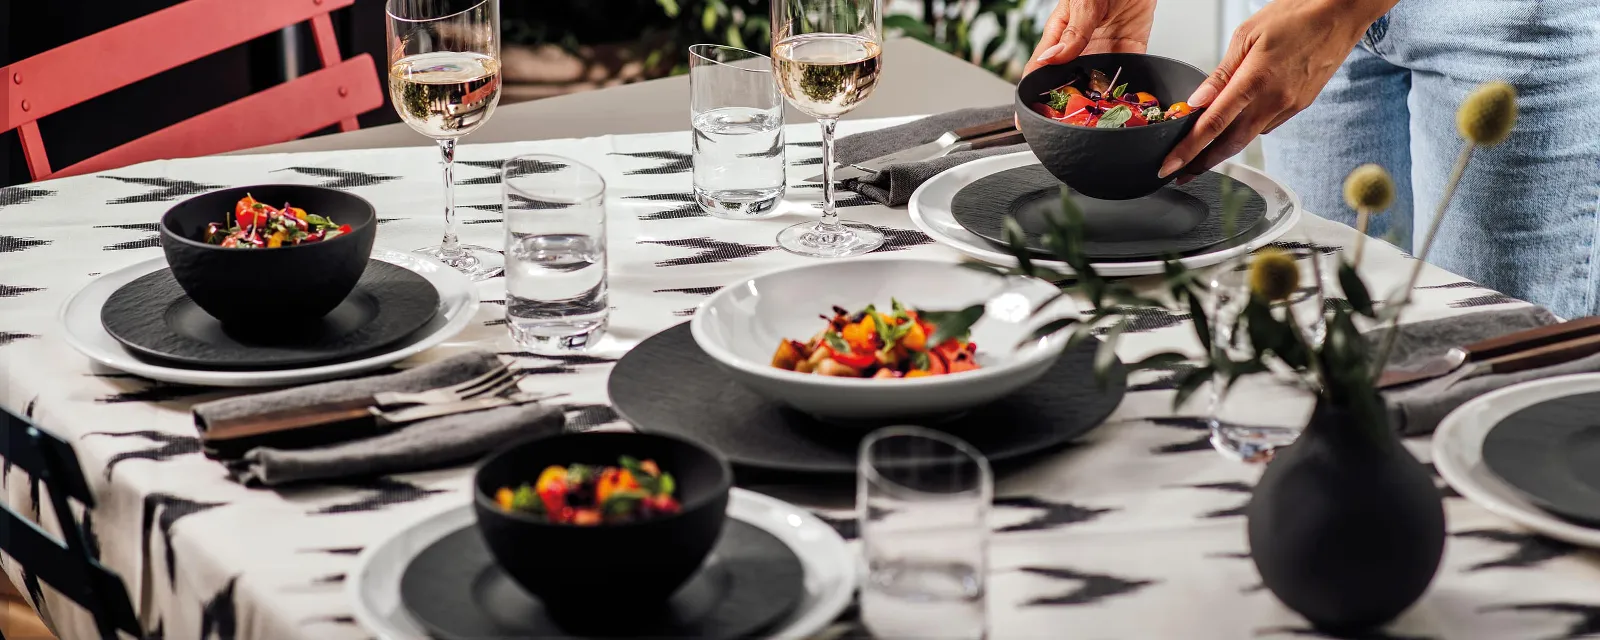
[771,0,886,257]
[386,0,503,279]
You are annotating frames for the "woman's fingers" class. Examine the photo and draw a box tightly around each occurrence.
[1159,52,1273,179]
[1024,0,1108,76]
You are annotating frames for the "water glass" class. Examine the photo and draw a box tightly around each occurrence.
[689,44,786,219]
[502,155,608,353]
[859,427,991,640]
[1206,248,1338,461]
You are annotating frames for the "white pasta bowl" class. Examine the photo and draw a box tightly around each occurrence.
[690,259,1075,421]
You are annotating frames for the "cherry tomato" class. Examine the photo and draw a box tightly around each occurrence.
[1133,92,1159,105]
[827,347,877,370]
[1166,101,1194,118]
[337,224,352,234]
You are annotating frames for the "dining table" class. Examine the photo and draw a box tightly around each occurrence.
[4,37,1600,640]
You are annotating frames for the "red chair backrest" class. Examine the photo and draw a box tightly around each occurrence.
[0,0,385,181]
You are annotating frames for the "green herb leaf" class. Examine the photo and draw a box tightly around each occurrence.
[891,298,909,320]
[1019,317,1078,347]
[1093,320,1128,387]
[1172,365,1215,410]
[1045,89,1071,111]
[1187,290,1212,351]
[1096,105,1133,128]
[511,484,542,513]
[823,332,851,354]
[910,350,931,371]
[1002,217,1033,275]
[869,307,896,346]
[1128,351,1189,372]
[1338,261,1376,317]
[658,473,676,496]
[305,214,332,228]
[1111,83,1128,99]
[921,304,985,346]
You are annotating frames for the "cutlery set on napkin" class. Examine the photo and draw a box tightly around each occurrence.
[193,352,566,486]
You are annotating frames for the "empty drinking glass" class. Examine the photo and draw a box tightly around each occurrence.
[502,155,608,353]
[859,427,991,640]
[689,44,786,219]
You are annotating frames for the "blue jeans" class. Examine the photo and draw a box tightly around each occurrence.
[1253,0,1600,318]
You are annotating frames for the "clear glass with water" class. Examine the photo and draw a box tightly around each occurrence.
[689,44,785,219]
[859,427,991,640]
[502,155,608,353]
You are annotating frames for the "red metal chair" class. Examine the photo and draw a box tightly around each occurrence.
[0,0,385,182]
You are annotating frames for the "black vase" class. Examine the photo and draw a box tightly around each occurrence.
[1247,396,1445,633]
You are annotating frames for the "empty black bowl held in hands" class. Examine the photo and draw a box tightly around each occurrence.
[473,431,734,615]
[159,185,377,326]
[1015,52,1208,200]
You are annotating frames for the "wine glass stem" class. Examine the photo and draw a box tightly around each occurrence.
[438,138,461,259]
[818,117,841,231]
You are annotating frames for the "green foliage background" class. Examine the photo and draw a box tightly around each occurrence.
[502,0,1044,80]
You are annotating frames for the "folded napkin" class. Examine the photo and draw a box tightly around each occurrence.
[192,351,567,486]
[835,104,1024,206]
[1369,306,1574,436]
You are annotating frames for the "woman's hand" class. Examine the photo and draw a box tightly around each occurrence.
[1159,0,1395,182]
[1024,0,1158,78]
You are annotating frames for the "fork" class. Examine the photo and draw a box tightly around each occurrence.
[373,361,528,408]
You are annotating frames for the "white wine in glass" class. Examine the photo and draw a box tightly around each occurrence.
[386,0,503,280]
[771,0,886,258]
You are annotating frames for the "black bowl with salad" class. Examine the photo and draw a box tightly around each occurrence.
[160,185,377,325]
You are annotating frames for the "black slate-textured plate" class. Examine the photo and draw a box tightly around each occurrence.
[608,322,1126,476]
[400,519,805,640]
[100,260,440,369]
[1481,391,1600,526]
[950,165,1267,259]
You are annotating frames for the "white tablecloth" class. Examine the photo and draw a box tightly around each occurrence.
[2,117,1598,640]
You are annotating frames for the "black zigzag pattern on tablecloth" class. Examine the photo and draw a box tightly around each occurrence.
[86,431,202,478]
[299,614,358,627]
[1129,360,1203,392]
[1418,281,1484,291]
[199,577,239,640]
[791,156,823,166]
[1144,416,1226,454]
[657,286,721,316]
[506,193,576,211]
[97,383,220,404]
[142,493,226,591]
[993,496,1114,533]
[612,151,692,175]
[1257,625,1432,639]
[1018,566,1157,606]
[0,234,51,253]
[789,141,824,148]
[628,192,704,221]
[0,186,54,209]
[298,546,364,556]
[0,331,39,347]
[1451,292,1521,309]
[271,166,399,189]
[457,157,566,186]
[309,477,447,515]
[101,176,224,205]
[1092,306,1190,334]
[877,228,935,252]
[95,222,161,250]
[564,403,621,430]
[0,284,42,298]
[1481,602,1600,639]
[642,237,777,267]
[1181,481,1252,518]
[1452,529,1579,572]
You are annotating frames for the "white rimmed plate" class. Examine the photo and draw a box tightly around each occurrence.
[1433,373,1600,547]
[908,151,1301,277]
[60,249,479,387]
[347,488,857,639]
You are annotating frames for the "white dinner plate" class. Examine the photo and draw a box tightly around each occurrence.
[907,151,1302,277]
[1433,373,1600,547]
[347,488,857,640]
[60,249,479,387]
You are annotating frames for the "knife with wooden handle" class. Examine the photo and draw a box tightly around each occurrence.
[1378,316,1600,389]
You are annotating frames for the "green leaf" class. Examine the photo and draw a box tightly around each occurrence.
[1002,217,1033,275]
[910,350,931,371]
[1019,317,1078,346]
[656,0,680,17]
[922,304,986,346]
[658,473,676,496]
[511,484,541,513]
[824,332,851,353]
[869,307,896,345]
[1093,320,1127,386]
[1111,83,1128,99]
[1172,365,1214,410]
[1096,105,1133,128]
[1338,261,1376,317]
[1187,291,1212,352]
[1128,351,1189,373]
[1044,89,1071,111]
[702,5,718,32]
[957,261,1012,278]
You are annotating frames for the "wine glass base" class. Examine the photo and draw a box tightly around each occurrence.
[777,220,885,258]
[414,244,504,281]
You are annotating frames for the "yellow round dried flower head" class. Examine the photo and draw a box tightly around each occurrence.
[1343,163,1395,211]
[1457,81,1517,146]
[1249,249,1300,302]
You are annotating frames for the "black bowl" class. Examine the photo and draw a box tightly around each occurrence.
[473,431,734,614]
[159,185,377,326]
[1016,52,1208,200]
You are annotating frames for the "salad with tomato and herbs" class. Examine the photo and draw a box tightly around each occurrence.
[203,194,352,248]
[493,456,681,526]
[1029,67,1194,129]
[771,300,979,379]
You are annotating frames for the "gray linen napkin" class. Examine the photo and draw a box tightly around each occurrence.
[192,351,504,429]
[224,403,565,486]
[191,351,567,486]
[834,104,1024,206]
[1368,306,1574,436]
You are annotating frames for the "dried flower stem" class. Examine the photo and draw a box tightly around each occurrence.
[1374,143,1476,372]
[1351,208,1371,267]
